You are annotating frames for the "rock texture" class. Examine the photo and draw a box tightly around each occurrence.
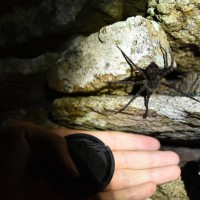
[147,0,200,72]
[173,71,200,95]
[48,16,171,94]
[51,95,200,143]
[48,16,200,144]
[150,179,189,200]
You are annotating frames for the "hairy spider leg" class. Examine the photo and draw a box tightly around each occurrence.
[169,48,174,70]
[161,82,200,103]
[116,46,147,79]
[143,92,151,118]
[116,85,146,113]
[159,43,168,69]
[160,45,174,77]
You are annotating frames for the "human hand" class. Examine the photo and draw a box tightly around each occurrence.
[55,129,180,200]
[0,121,79,200]
[0,121,180,200]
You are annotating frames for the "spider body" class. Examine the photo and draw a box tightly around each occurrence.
[143,63,161,92]
[108,45,200,118]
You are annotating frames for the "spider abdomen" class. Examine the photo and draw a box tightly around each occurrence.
[147,80,160,93]
[146,63,160,81]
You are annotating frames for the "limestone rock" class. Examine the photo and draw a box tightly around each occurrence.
[51,95,200,143]
[48,16,171,94]
[150,179,189,200]
[147,0,200,71]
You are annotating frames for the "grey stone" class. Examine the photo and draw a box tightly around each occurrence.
[48,15,200,143]
[48,16,172,94]
[51,95,200,143]
[174,72,200,95]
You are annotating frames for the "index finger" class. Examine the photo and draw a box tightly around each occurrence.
[53,129,160,151]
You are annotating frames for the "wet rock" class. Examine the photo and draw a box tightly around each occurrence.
[147,0,200,71]
[48,16,171,94]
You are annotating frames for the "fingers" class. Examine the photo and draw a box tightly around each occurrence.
[0,124,31,196]
[106,165,181,191]
[90,182,156,200]
[1,121,180,200]
[54,129,161,151]
[114,150,180,169]
[1,121,79,179]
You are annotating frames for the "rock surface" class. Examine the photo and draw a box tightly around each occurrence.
[173,71,200,95]
[48,16,200,143]
[51,95,200,143]
[150,178,189,200]
[147,0,200,72]
[48,16,171,94]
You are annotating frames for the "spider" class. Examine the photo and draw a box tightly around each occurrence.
[107,44,200,118]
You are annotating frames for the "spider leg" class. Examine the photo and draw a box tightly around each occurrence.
[116,46,147,79]
[161,82,200,103]
[143,92,151,119]
[159,43,175,79]
[159,43,168,69]
[116,85,146,113]
[169,47,174,71]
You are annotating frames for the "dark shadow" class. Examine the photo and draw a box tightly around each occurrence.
[181,161,200,200]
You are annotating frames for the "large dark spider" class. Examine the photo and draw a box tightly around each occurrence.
[108,45,200,118]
